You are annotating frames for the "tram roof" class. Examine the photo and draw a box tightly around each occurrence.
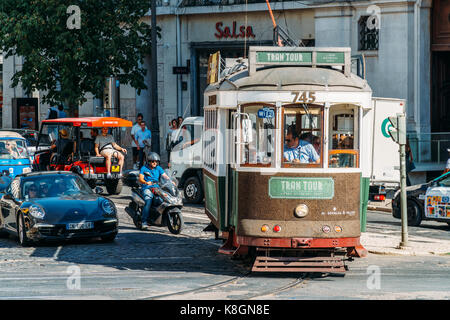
[205,66,371,93]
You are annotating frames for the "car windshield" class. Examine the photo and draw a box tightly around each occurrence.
[21,174,93,199]
[0,139,29,159]
[25,132,51,146]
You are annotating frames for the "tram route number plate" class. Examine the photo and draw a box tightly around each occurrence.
[268,177,334,199]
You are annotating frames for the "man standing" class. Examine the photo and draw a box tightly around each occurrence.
[131,113,146,169]
[95,127,127,178]
[135,120,152,168]
[58,105,67,118]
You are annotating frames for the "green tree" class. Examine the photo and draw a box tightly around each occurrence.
[0,0,158,115]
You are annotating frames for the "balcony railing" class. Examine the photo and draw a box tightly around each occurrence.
[408,133,450,164]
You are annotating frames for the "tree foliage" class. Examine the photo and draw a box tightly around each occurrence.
[0,0,157,113]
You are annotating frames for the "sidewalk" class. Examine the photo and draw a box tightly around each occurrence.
[361,232,450,256]
[363,199,450,256]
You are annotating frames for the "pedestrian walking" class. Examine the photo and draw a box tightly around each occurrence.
[135,120,152,168]
[405,138,415,186]
[166,119,178,165]
[177,116,183,128]
[58,105,67,118]
[46,106,59,120]
[131,113,146,169]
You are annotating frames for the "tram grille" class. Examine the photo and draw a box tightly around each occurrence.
[252,248,347,273]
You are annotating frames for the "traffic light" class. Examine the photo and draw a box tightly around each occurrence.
[388,113,406,145]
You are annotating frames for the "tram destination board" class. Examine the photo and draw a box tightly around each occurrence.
[268,177,334,199]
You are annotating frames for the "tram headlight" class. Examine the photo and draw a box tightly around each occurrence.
[294,204,309,218]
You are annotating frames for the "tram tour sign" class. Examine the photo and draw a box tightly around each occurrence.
[249,47,351,76]
[268,177,334,199]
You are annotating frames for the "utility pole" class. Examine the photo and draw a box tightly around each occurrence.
[150,0,160,154]
[388,113,409,248]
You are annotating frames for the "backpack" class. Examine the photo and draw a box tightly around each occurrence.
[47,108,58,119]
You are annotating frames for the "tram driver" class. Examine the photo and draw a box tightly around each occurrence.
[283,126,319,164]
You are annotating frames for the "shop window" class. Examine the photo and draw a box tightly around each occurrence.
[358,15,379,51]
[282,105,322,167]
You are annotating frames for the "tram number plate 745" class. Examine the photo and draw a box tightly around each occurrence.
[292,91,316,104]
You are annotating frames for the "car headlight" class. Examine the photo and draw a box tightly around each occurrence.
[102,200,116,215]
[29,205,46,219]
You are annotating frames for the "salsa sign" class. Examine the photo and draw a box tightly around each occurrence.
[268,177,334,199]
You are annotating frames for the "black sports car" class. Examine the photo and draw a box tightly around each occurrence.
[0,171,118,246]
[392,171,450,227]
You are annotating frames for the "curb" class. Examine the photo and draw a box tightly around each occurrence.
[367,206,392,213]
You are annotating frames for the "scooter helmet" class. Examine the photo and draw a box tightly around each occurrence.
[147,152,160,164]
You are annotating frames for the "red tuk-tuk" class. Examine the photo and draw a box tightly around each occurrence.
[33,117,132,195]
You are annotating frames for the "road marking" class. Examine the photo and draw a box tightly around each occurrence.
[115,204,211,222]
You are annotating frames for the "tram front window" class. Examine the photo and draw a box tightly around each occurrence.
[283,106,322,166]
[240,105,275,166]
[328,106,359,168]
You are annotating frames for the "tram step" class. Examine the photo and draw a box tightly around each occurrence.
[252,255,346,273]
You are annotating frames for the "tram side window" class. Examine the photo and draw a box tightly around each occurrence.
[240,105,275,166]
[283,106,322,166]
[329,108,359,168]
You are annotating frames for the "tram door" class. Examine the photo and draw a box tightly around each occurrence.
[225,110,237,229]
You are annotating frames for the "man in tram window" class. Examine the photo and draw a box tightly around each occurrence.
[283,126,319,164]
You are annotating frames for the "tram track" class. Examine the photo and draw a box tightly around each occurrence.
[139,272,308,300]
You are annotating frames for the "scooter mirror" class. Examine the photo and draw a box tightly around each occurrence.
[144,172,151,177]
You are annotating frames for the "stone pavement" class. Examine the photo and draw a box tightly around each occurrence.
[363,199,450,257]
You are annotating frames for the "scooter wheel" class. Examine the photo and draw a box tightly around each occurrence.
[167,210,184,235]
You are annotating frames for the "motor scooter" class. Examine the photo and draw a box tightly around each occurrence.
[125,173,184,234]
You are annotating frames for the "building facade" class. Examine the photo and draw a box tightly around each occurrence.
[0,1,448,180]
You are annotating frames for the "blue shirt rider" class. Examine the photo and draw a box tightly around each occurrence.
[138,152,173,229]
[283,129,319,164]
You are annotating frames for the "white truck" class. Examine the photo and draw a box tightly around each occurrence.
[369,98,405,200]
[168,116,204,203]
[169,99,404,203]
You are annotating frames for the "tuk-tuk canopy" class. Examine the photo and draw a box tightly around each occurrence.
[0,131,26,139]
[42,117,133,128]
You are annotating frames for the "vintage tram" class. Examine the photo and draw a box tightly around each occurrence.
[202,46,393,273]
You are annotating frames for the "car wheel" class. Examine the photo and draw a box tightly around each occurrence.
[17,213,31,247]
[407,199,422,227]
[183,176,203,204]
[105,179,123,195]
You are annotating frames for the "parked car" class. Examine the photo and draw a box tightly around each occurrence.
[0,171,118,246]
[392,171,450,227]
[0,131,32,177]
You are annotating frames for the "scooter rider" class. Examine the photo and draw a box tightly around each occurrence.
[138,152,173,229]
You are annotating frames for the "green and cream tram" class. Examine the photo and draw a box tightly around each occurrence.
[202,47,378,272]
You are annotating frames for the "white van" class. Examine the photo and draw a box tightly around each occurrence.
[168,117,204,203]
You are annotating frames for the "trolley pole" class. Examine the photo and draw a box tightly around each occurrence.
[150,0,160,154]
[388,113,409,249]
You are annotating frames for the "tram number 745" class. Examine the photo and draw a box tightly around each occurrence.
[291,91,316,104]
